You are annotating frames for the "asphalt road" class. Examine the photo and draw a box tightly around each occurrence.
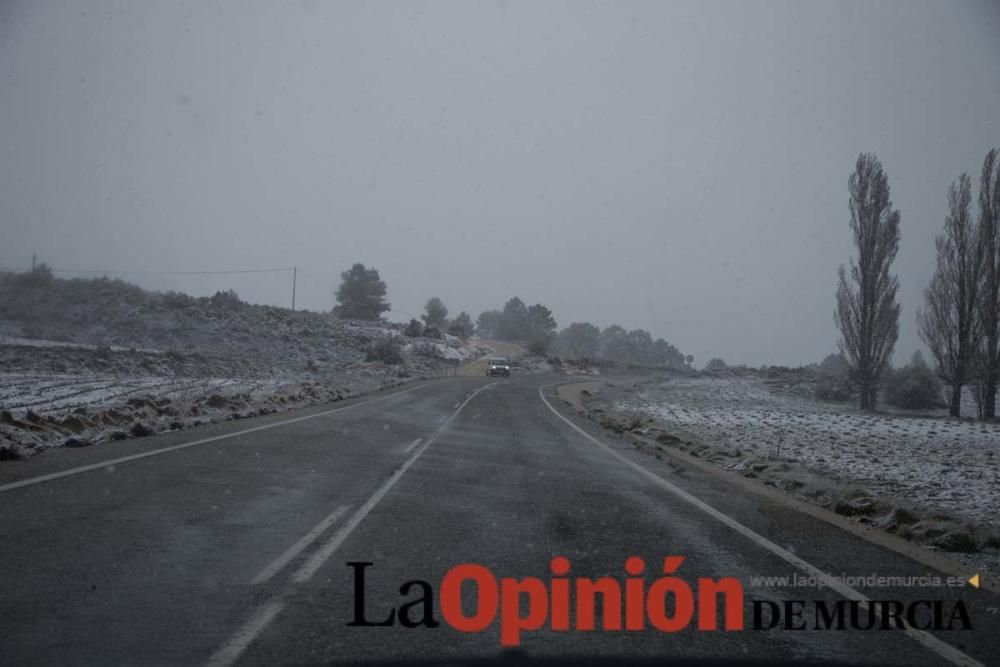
[1,374,997,666]
[455,340,524,377]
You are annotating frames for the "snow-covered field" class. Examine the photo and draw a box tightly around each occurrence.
[607,376,1000,532]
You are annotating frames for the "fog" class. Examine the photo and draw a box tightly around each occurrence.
[2,0,999,366]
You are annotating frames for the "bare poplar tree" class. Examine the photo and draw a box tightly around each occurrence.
[918,174,981,417]
[976,149,1000,419]
[835,153,901,411]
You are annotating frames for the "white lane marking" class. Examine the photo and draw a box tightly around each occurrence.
[538,384,984,667]
[402,437,423,454]
[453,401,461,408]
[294,384,493,583]
[0,381,442,494]
[205,383,495,667]
[204,600,285,667]
[250,505,351,586]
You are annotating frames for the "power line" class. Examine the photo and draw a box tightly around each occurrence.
[56,267,294,275]
[1,265,293,275]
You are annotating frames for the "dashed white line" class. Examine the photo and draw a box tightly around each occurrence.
[402,437,423,454]
[204,600,285,667]
[205,383,495,667]
[294,385,493,583]
[538,384,984,667]
[250,505,351,585]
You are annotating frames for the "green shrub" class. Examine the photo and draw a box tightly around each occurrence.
[365,337,404,364]
[814,352,855,402]
[704,358,728,371]
[526,331,553,355]
[885,360,944,410]
[209,289,242,310]
[404,319,424,337]
[413,342,445,359]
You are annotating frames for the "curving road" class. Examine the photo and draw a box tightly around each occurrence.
[455,340,524,377]
[0,373,996,666]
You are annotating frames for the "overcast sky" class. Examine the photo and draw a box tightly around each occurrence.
[2,1,999,366]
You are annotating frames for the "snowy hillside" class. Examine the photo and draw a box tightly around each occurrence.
[0,273,488,458]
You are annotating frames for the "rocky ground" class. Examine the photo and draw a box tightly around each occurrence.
[582,371,1000,574]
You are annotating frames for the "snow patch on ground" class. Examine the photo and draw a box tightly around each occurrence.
[615,376,1000,529]
[583,375,1000,574]
[0,332,487,459]
[401,334,489,362]
[0,372,283,415]
[0,336,161,354]
[0,365,412,458]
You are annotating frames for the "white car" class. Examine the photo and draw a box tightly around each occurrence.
[486,357,511,377]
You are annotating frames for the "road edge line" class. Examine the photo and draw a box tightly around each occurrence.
[538,383,983,667]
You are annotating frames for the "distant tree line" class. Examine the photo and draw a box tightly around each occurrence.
[329,269,687,366]
[476,299,689,367]
[405,297,474,339]
[476,297,557,354]
[549,322,688,369]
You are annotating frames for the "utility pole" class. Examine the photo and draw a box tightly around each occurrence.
[291,266,297,311]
